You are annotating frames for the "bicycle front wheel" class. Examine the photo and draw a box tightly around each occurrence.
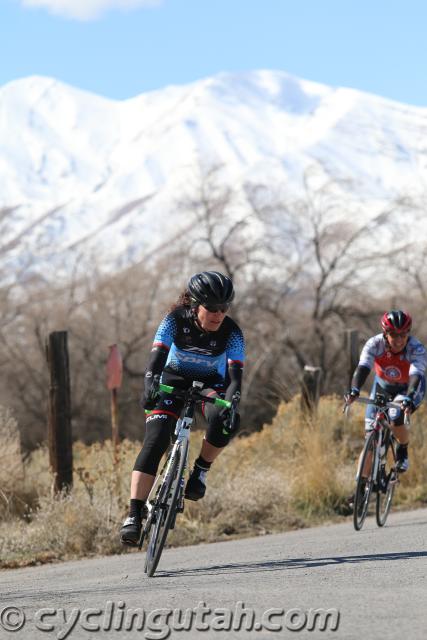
[353,431,376,531]
[376,434,397,527]
[145,439,188,577]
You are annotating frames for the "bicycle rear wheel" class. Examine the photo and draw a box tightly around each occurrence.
[353,431,376,531]
[376,434,397,527]
[144,439,188,577]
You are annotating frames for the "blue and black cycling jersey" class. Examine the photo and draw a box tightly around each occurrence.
[144,305,245,399]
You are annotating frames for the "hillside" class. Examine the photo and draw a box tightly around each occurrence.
[1,70,427,272]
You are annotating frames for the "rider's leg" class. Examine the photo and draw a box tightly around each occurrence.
[199,439,223,463]
[130,470,156,502]
[389,396,411,472]
[120,398,181,545]
[391,426,409,472]
[388,381,425,472]
[359,381,381,477]
[391,378,425,472]
[185,397,240,501]
[390,420,409,473]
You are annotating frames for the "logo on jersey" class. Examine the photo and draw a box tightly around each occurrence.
[164,399,173,405]
[183,328,190,334]
[178,353,219,367]
[185,346,216,356]
[383,366,402,380]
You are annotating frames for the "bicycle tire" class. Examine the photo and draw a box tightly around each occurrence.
[353,430,376,531]
[143,477,169,573]
[145,439,189,577]
[376,433,397,527]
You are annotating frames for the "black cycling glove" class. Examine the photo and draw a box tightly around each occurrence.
[345,387,360,404]
[141,373,160,410]
[400,395,415,413]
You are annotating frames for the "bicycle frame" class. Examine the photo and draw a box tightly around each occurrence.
[350,395,409,483]
[140,381,233,574]
[345,393,410,530]
[143,383,202,532]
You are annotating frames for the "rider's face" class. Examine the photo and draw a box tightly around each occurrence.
[385,331,409,353]
[197,305,227,332]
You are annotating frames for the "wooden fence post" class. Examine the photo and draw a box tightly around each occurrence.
[345,329,359,390]
[46,331,73,492]
[106,344,123,467]
[301,365,322,414]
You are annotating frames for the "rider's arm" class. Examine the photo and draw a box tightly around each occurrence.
[406,373,421,398]
[351,365,371,392]
[143,312,177,398]
[225,362,243,401]
[349,335,379,393]
[224,325,245,401]
[405,338,427,403]
[143,345,168,393]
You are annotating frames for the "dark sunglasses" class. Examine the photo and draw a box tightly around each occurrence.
[386,331,409,339]
[204,303,230,313]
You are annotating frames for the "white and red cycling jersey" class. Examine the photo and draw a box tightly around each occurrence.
[358,333,426,388]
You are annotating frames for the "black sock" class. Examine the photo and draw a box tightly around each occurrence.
[195,456,212,471]
[129,498,145,520]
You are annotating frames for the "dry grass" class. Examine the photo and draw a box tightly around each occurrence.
[0,407,29,520]
[1,396,426,568]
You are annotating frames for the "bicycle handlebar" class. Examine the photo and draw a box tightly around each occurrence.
[349,396,402,410]
[343,395,411,426]
[145,382,232,414]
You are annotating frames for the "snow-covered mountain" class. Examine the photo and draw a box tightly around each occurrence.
[1,70,427,273]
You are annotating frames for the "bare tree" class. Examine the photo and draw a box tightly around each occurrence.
[244,168,414,392]
[1,172,424,446]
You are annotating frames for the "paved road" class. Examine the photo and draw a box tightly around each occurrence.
[1,508,426,639]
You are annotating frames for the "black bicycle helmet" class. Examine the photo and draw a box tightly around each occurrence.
[187,271,234,307]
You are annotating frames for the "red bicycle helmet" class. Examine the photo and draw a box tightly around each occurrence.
[381,310,412,334]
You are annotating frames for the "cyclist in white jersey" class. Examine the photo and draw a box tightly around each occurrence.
[347,310,426,473]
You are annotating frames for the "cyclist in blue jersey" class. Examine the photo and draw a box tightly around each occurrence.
[120,271,245,545]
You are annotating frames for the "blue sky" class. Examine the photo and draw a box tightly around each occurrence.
[1,0,427,105]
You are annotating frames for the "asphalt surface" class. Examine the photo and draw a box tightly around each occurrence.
[1,507,426,640]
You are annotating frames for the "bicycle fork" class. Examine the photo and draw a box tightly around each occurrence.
[168,418,191,529]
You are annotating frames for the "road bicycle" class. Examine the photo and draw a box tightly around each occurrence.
[344,393,410,531]
[139,380,237,577]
